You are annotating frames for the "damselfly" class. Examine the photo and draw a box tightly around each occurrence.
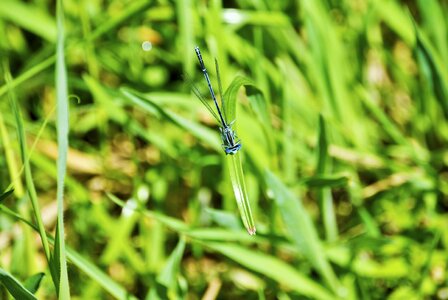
[192,46,242,155]
[191,47,256,235]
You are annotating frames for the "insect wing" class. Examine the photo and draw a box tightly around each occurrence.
[185,75,221,124]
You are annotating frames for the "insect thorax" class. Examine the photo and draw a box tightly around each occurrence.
[220,125,242,155]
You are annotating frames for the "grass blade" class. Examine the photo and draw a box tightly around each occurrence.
[53,0,70,297]
[4,61,52,274]
[0,0,151,99]
[0,107,25,196]
[302,175,349,188]
[227,152,256,235]
[87,0,152,41]
[0,189,14,203]
[413,17,448,118]
[222,75,255,122]
[120,87,221,151]
[417,232,441,296]
[23,273,45,294]
[65,246,139,300]
[316,115,338,241]
[0,0,56,42]
[0,204,139,300]
[221,75,262,235]
[0,56,56,99]
[265,171,340,294]
[202,241,336,300]
[176,0,194,75]
[157,237,186,288]
[0,268,37,300]
[107,193,190,233]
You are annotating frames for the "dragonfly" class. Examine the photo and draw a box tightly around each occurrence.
[192,46,242,155]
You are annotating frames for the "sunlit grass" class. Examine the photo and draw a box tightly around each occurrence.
[0,0,447,299]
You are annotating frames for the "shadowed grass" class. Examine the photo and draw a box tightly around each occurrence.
[0,268,38,300]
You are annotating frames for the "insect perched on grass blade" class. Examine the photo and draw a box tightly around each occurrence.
[192,46,256,235]
[193,46,242,155]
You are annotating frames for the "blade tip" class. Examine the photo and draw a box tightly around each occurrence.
[247,227,256,236]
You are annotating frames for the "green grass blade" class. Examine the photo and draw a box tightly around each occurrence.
[202,241,336,300]
[186,227,261,243]
[265,171,340,294]
[316,116,329,174]
[107,193,190,233]
[413,18,448,118]
[65,247,139,300]
[87,0,152,41]
[0,0,151,99]
[205,208,242,231]
[221,74,276,174]
[0,268,37,300]
[227,152,256,235]
[371,0,414,45]
[0,0,56,42]
[176,0,194,75]
[357,87,409,146]
[222,75,256,122]
[4,61,52,268]
[0,109,25,196]
[417,0,448,65]
[302,175,349,188]
[120,87,221,151]
[0,56,56,98]
[0,205,139,300]
[23,273,45,294]
[157,237,186,289]
[0,189,14,203]
[417,231,441,296]
[221,75,264,235]
[316,115,337,241]
[53,0,70,298]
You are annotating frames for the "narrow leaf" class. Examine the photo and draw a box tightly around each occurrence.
[265,171,340,293]
[222,75,257,122]
[203,242,336,300]
[4,61,52,274]
[413,16,448,118]
[54,0,70,298]
[0,204,139,300]
[157,237,186,288]
[227,152,256,235]
[0,189,14,203]
[23,273,45,294]
[222,75,260,235]
[0,268,37,300]
[65,246,139,300]
[316,115,338,241]
[120,88,221,151]
[0,0,56,42]
[302,175,349,188]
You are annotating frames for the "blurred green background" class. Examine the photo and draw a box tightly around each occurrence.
[1,0,448,299]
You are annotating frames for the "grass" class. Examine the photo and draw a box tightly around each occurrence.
[0,0,447,299]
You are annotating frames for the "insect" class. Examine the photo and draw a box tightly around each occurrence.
[192,46,242,155]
